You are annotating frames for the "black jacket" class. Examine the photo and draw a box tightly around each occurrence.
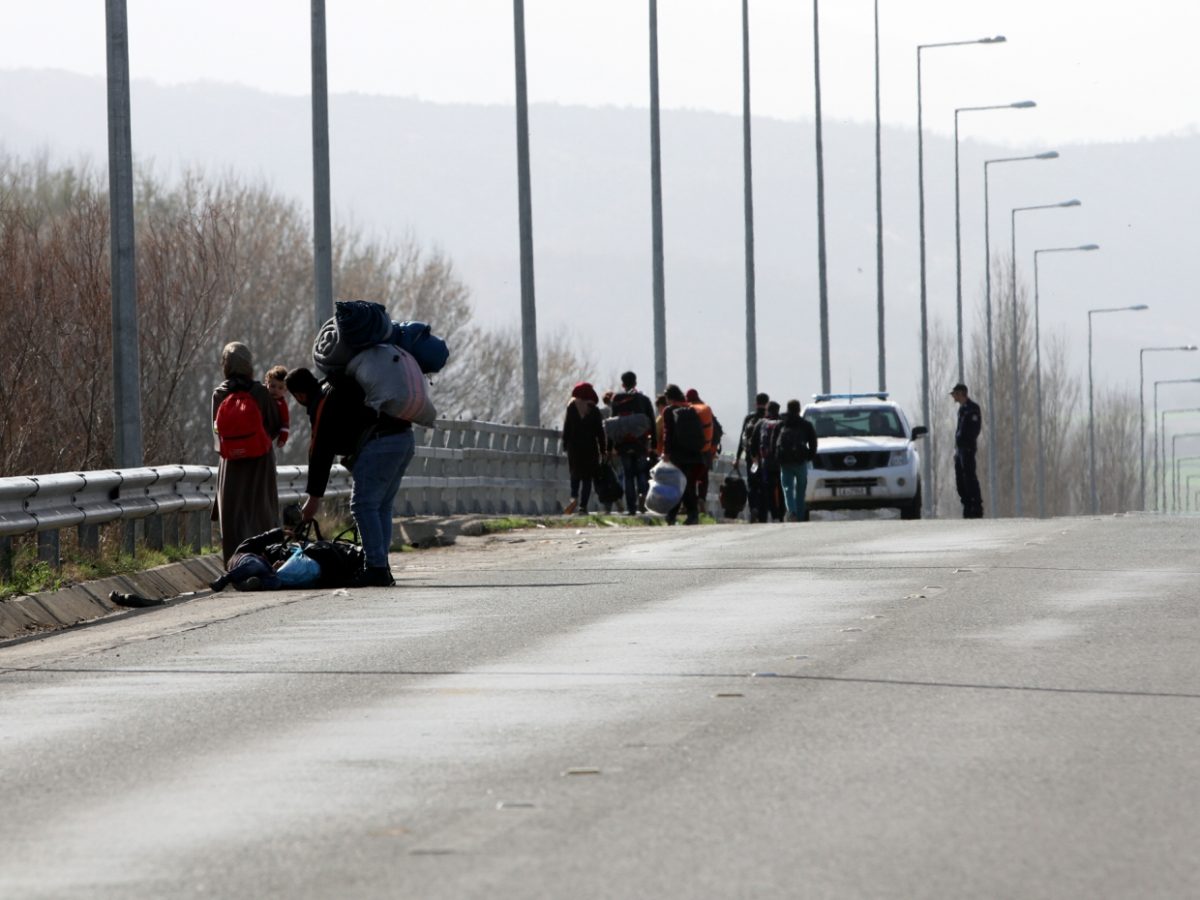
[771,411,819,463]
[735,407,767,464]
[305,375,410,497]
[956,398,982,451]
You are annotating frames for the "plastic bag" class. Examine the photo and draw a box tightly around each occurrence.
[650,460,687,491]
[275,545,321,587]
[645,480,683,515]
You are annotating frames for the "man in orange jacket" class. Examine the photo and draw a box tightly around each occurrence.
[686,388,721,509]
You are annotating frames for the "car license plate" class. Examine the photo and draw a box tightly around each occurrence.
[835,486,869,497]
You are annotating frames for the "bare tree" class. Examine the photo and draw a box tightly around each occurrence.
[0,157,595,476]
[937,251,1140,519]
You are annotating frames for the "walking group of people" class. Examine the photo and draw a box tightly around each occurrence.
[561,372,722,525]
[731,393,820,523]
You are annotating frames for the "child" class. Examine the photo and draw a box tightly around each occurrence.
[265,365,290,448]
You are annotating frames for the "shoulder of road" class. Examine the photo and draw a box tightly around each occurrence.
[0,514,674,643]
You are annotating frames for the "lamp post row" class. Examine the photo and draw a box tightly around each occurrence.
[1010,200,1080,516]
[109,5,1177,519]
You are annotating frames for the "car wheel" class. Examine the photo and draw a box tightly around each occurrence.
[900,487,922,520]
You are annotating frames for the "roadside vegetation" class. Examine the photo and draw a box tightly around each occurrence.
[0,153,593,477]
[0,541,218,601]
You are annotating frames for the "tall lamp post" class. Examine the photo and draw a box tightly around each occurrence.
[813,0,831,393]
[649,0,666,392]
[1009,200,1081,516]
[1153,380,1200,510]
[983,151,1059,514]
[1088,304,1149,513]
[954,100,1036,380]
[105,0,143,472]
[1171,442,1200,510]
[741,0,757,410]
[1032,244,1099,517]
[311,0,333,329]
[917,34,1006,517]
[512,0,541,424]
[1139,346,1197,510]
[873,0,885,392]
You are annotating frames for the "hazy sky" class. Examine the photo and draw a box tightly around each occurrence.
[3,0,1198,146]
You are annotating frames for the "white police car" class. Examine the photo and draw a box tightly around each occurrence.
[803,393,927,519]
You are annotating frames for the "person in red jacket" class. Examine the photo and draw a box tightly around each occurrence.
[265,365,290,448]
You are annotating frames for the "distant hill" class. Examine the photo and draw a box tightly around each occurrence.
[2,68,1197,430]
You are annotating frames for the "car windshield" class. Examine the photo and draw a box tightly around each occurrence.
[805,407,905,439]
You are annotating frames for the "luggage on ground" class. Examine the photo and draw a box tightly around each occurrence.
[593,461,624,505]
[719,474,748,518]
[299,521,367,588]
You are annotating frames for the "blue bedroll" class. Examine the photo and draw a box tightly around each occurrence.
[390,320,450,374]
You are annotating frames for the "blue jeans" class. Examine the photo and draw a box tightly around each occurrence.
[780,462,810,519]
[350,430,415,568]
[227,553,281,591]
[618,451,648,511]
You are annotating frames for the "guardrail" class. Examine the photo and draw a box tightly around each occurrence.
[0,420,568,573]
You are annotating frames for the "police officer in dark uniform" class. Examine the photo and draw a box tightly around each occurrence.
[951,383,983,518]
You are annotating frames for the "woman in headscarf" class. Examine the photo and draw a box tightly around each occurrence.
[211,342,282,565]
[561,381,606,515]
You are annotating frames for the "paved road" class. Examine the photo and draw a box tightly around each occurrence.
[1,515,1198,899]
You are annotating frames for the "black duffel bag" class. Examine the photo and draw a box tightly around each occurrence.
[719,474,748,518]
[297,521,367,588]
[593,461,624,505]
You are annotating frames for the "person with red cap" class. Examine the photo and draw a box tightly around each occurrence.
[561,381,606,514]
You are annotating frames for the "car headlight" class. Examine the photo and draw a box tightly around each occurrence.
[887,449,909,467]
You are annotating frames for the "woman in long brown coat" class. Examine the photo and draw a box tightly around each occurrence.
[211,342,281,565]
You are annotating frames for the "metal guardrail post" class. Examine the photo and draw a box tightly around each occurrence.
[145,514,164,551]
[78,523,100,554]
[189,511,206,554]
[0,537,12,581]
[37,530,60,570]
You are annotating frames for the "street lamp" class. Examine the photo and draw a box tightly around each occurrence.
[513,0,541,423]
[954,100,1036,380]
[1159,407,1200,512]
[1009,200,1081,516]
[1032,244,1099,517]
[1188,473,1200,511]
[1153,380,1200,510]
[814,0,830,393]
[741,0,757,410]
[983,151,1059,515]
[1139,347,1197,509]
[1088,304,1148,513]
[649,0,666,392]
[873,0,885,392]
[917,34,1006,518]
[1171,443,1200,510]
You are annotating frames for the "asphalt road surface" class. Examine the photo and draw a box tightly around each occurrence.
[2,515,1198,899]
